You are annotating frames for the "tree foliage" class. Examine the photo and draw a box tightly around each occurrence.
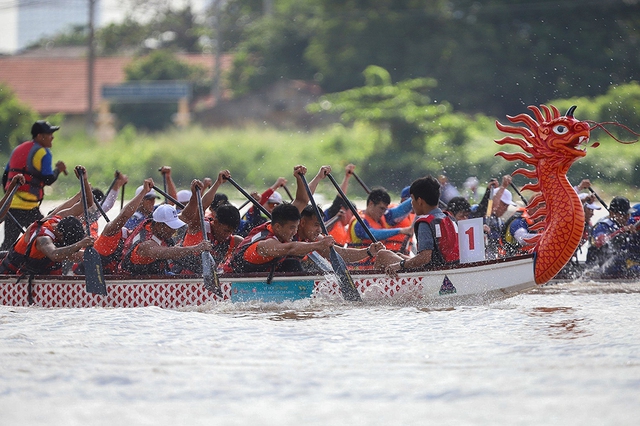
[228,0,640,118]
[0,84,37,155]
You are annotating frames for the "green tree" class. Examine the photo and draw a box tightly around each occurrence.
[0,84,37,155]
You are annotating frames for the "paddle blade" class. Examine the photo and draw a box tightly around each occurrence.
[201,252,222,298]
[329,247,361,302]
[84,247,107,295]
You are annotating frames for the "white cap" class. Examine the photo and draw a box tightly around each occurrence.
[135,185,160,199]
[579,193,602,210]
[152,204,186,229]
[464,176,479,189]
[492,188,517,206]
[267,192,283,204]
[177,189,191,204]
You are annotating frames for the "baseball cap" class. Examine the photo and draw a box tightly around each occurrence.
[31,120,60,138]
[152,204,186,229]
[135,185,160,199]
[268,192,283,204]
[400,186,411,200]
[492,188,517,206]
[176,189,191,204]
[579,193,601,210]
[609,196,632,214]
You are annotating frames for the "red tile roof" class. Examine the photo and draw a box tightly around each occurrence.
[0,53,231,115]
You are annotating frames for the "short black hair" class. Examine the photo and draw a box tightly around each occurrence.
[215,204,240,229]
[301,204,323,220]
[410,176,440,206]
[210,193,229,211]
[92,188,104,204]
[366,188,391,206]
[271,203,300,225]
[447,196,471,215]
[57,216,85,246]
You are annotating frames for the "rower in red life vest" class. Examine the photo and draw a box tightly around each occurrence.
[377,175,460,275]
[173,173,243,274]
[348,188,413,252]
[118,204,212,275]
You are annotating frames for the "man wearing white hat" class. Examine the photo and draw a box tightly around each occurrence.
[119,203,212,275]
[124,185,161,230]
[485,175,517,259]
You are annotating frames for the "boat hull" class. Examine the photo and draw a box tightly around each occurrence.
[0,256,535,308]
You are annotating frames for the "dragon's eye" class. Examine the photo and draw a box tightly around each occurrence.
[553,124,569,135]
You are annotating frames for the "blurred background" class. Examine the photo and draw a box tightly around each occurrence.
[1,0,639,202]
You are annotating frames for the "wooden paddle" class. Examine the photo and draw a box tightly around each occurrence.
[352,172,371,194]
[152,185,185,210]
[225,177,273,218]
[300,174,361,302]
[510,182,529,206]
[326,173,378,243]
[588,187,609,211]
[76,167,107,296]
[195,187,222,297]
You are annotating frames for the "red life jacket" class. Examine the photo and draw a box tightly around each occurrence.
[118,219,174,275]
[6,141,47,200]
[223,222,284,273]
[0,216,63,275]
[414,212,460,265]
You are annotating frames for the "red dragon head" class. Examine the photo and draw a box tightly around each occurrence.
[495,105,595,284]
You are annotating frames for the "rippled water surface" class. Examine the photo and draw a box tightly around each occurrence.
[1,281,639,425]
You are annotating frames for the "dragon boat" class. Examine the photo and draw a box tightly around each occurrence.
[0,104,596,308]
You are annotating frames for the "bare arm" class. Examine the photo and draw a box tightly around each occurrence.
[137,239,212,260]
[102,178,154,237]
[341,164,355,193]
[159,166,178,204]
[178,179,205,230]
[291,165,309,212]
[36,235,95,263]
[256,235,334,258]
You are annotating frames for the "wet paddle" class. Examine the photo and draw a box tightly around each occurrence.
[588,187,609,211]
[225,177,273,218]
[195,187,222,297]
[76,167,107,296]
[326,173,378,243]
[352,172,371,194]
[152,185,185,210]
[120,183,126,210]
[300,174,361,302]
[510,183,529,206]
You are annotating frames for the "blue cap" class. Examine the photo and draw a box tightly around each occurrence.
[401,186,411,200]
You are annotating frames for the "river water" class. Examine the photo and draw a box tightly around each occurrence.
[1,280,639,426]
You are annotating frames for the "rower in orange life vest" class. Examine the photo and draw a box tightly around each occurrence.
[348,187,413,252]
[376,175,460,275]
[173,173,243,274]
[83,177,156,274]
[0,165,96,275]
[2,120,67,251]
[296,205,385,273]
[118,203,212,275]
[322,164,357,246]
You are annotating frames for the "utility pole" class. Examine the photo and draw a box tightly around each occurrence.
[211,0,221,103]
[86,0,96,133]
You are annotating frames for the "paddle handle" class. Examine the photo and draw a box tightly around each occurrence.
[282,185,294,201]
[352,172,371,194]
[510,183,528,206]
[152,185,185,210]
[326,173,378,243]
[76,167,92,236]
[225,177,272,219]
[101,170,120,208]
[299,174,330,236]
[0,185,19,220]
[195,187,209,243]
[588,187,609,211]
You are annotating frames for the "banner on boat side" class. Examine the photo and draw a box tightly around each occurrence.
[457,218,485,264]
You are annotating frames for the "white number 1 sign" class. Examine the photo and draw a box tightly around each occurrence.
[457,217,485,263]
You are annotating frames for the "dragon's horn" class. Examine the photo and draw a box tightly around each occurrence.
[566,105,577,117]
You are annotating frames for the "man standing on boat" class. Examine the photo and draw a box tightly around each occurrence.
[1,120,67,250]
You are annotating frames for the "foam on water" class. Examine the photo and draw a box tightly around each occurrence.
[1,281,639,425]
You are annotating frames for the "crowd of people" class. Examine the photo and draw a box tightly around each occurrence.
[1,120,638,280]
